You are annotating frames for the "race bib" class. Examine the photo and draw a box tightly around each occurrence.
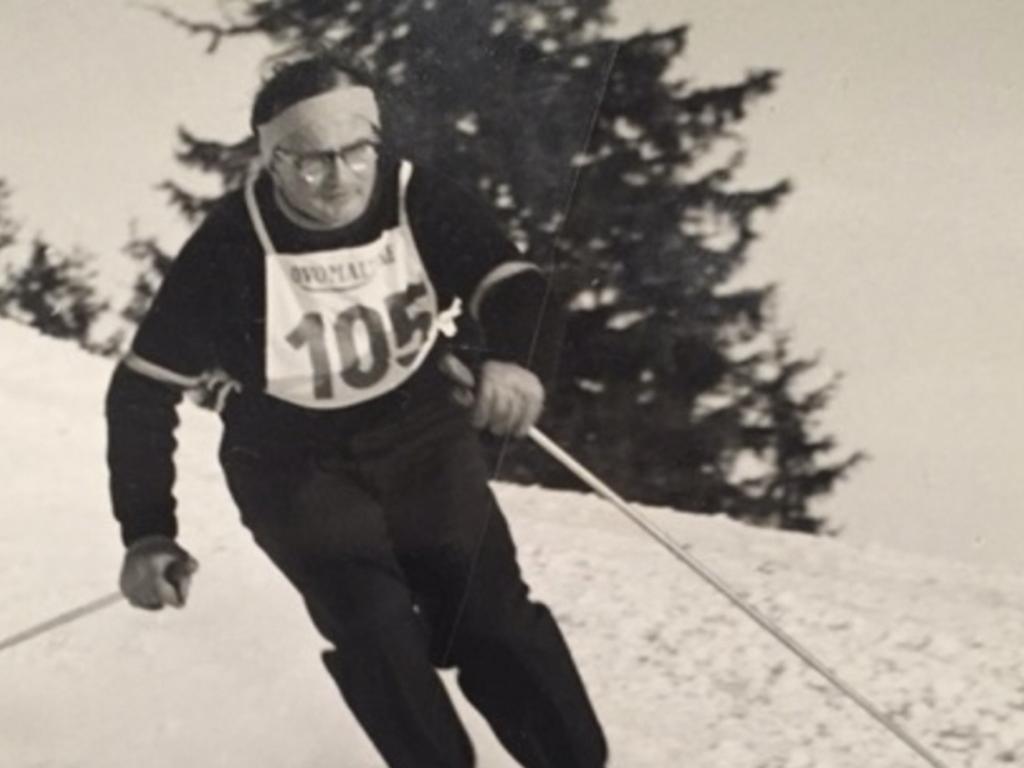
[263,226,439,409]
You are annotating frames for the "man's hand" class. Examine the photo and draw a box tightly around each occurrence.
[439,355,545,437]
[119,535,199,610]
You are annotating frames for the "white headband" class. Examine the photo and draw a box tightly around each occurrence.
[256,86,380,165]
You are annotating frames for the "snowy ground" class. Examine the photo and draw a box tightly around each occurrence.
[2,320,1022,768]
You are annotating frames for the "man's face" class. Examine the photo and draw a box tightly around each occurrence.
[269,111,380,229]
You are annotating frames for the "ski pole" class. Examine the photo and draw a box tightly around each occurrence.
[0,592,123,654]
[0,562,193,654]
[527,426,952,768]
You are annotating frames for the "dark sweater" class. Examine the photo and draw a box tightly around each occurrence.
[106,161,562,545]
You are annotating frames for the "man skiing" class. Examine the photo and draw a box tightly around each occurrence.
[105,54,607,767]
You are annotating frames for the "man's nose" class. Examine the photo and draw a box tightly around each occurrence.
[325,153,358,182]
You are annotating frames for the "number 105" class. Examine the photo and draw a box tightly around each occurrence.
[286,282,432,398]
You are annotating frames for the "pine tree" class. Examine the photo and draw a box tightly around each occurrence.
[720,330,866,532]
[0,238,108,348]
[0,179,110,350]
[150,0,861,530]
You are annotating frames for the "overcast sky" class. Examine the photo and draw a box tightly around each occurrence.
[1,0,1022,567]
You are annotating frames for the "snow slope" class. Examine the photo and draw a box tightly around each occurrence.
[1,320,1022,768]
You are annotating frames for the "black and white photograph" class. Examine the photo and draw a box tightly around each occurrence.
[1,1,1021,766]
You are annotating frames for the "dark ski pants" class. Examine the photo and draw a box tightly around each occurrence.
[220,401,607,768]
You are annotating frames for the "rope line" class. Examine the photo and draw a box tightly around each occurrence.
[433,41,623,669]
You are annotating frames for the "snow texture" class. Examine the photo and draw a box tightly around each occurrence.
[1,320,1022,767]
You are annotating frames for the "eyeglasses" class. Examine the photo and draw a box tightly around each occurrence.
[274,140,380,185]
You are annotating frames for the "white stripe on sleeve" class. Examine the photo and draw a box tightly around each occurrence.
[123,352,203,389]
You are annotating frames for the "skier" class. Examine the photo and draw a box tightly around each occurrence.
[105,54,608,768]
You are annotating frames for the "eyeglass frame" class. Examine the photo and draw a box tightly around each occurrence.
[272,138,382,185]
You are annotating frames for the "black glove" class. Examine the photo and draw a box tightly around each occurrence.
[119,535,199,610]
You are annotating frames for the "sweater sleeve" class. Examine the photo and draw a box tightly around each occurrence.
[406,167,565,379]
[106,211,223,546]
[106,362,184,546]
[476,269,566,383]
[129,215,221,378]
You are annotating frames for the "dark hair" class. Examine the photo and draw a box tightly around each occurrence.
[249,54,379,131]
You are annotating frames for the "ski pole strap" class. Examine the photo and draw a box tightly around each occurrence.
[527,426,951,768]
